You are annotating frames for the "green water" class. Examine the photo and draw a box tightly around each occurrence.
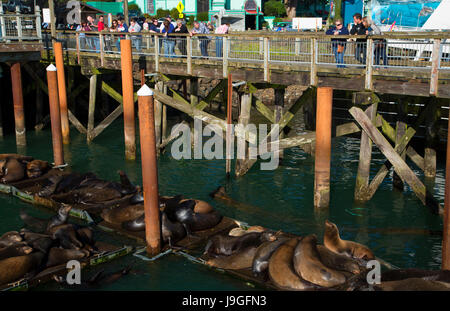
[0,116,445,291]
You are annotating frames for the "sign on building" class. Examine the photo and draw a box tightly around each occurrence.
[43,8,51,23]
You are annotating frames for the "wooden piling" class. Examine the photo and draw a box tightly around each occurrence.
[442,107,450,270]
[87,74,97,142]
[55,42,71,145]
[424,98,439,178]
[274,88,285,159]
[10,63,26,147]
[393,100,408,191]
[137,85,161,256]
[226,74,233,177]
[235,92,251,176]
[314,87,333,209]
[120,39,136,160]
[190,77,198,106]
[46,64,64,166]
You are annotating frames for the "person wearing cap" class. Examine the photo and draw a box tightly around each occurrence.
[190,21,210,57]
[326,18,348,68]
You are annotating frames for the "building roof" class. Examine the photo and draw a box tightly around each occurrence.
[86,1,137,15]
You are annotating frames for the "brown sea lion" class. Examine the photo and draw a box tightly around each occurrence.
[0,157,25,183]
[375,278,450,291]
[317,245,361,275]
[293,235,346,287]
[206,246,259,270]
[179,199,214,214]
[26,160,50,179]
[49,224,84,250]
[204,231,276,257]
[101,205,144,225]
[0,231,23,247]
[0,243,33,260]
[46,205,72,232]
[324,220,375,260]
[161,212,186,247]
[0,252,45,285]
[252,237,290,277]
[268,238,318,291]
[46,247,90,267]
[229,226,266,237]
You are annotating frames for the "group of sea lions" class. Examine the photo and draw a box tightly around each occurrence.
[0,206,98,287]
[0,154,50,183]
[101,194,223,247]
[203,220,372,290]
[38,171,137,205]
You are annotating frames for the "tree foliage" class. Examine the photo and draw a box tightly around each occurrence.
[264,0,286,17]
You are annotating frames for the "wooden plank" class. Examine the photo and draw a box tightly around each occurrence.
[205,79,226,103]
[68,110,87,134]
[393,121,407,191]
[354,103,378,201]
[252,97,275,124]
[366,127,416,201]
[349,106,437,212]
[91,105,123,139]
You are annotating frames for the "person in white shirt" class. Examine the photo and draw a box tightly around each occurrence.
[129,18,142,51]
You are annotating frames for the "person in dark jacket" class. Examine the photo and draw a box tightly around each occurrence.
[174,19,189,57]
[350,13,367,64]
[326,18,349,68]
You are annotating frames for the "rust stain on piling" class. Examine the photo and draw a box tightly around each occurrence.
[54,42,70,144]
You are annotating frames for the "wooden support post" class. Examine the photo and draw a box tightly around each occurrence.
[264,37,269,82]
[274,88,285,159]
[10,63,26,147]
[349,107,440,212]
[154,82,163,149]
[235,92,251,176]
[442,108,450,270]
[190,77,198,106]
[154,35,160,72]
[54,42,70,144]
[99,33,104,67]
[226,74,233,177]
[295,38,301,55]
[314,87,333,209]
[223,36,228,78]
[137,85,161,256]
[393,100,408,191]
[162,104,167,142]
[46,64,64,166]
[0,99,3,137]
[429,39,441,96]
[87,74,97,142]
[310,38,318,86]
[354,103,378,201]
[365,38,374,91]
[121,39,136,160]
[424,98,439,179]
[187,35,192,75]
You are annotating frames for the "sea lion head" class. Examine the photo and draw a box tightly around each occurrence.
[261,231,277,242]
[26,160,49,178]
[58,205,73,217]
[325,220,339,237]
[209,186,226,198]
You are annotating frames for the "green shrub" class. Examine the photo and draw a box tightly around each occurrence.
[264,0,286,17]
[170,7,180,20]
[273,17,283,24]
[156,8,170,19]
[186,15,195,26]
[196,12,209,21]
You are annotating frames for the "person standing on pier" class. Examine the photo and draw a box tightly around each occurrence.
[87,15,100,52]
[190,21,210,58]
[116,18,129,52]
[350,13,367,65]
[326,18,348,68]
[161,19,175,57]
[174,19,189,57]
[129,18,142,52]
[365,18,388,66]
[214,22,230,58]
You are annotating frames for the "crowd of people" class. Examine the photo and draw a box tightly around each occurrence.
[73,15,230,58]
[325,13,388,68]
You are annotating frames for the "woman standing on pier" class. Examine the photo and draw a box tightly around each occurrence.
[161,19,176,57]
[214,23,230,58]
[174,19,189,57]
[326,19,348,68]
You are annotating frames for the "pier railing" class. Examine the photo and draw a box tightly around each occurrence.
[43,30,449,93]
[0,6,42,42]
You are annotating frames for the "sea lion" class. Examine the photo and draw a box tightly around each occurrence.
[293,235,346,287]
[26,160,50,179]
[28,236,54,254]
[50,224,84,250]
[229,226,266,237]
[161,212,186,247]
[46,247,89,267]
[252,237,290,277]
[76,227,95,246]
[381,269,450,283]
[179,199,214,214]
[101,204,145,225]
[0,252,45,285]
[268,238,318,291]
[206,246,259,270]
[121,214,146,232]
[0,243,33,260]
[89,266,132,286]
[204,231,277,258]
[165,200,223,234]
[46,205,72,232]
[316,245,361,275]
[374,278,450,291]
[324,220,375,260]
[0,157,25,183]
[0,231,23,247]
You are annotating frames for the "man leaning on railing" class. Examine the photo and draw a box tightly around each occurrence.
[326,18,349,68]
[190,21,210,57]
[350,13,367,65]
[129,18,142,52]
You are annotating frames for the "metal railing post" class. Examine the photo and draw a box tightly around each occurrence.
[295,37,301,55]
[264,37,269,82]
[187,35,192,75]
[223,36,228,78]
[35,6,42,42]
[16,6,22,42]
[430,38,441,96]
[154,35,159,72]
[259,37,263,56]
[365,38,374,90]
